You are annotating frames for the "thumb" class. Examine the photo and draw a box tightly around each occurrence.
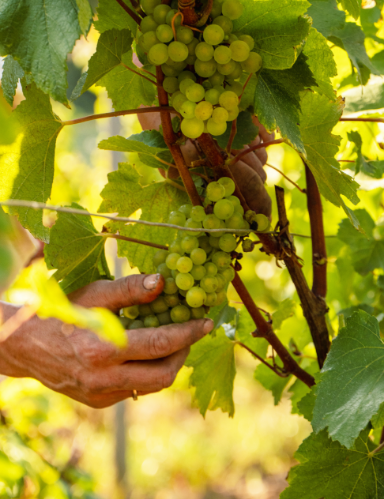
[69,274,164,311]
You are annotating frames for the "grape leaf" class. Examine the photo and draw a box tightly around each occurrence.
[81,29,133,94]
[95,0,138,36]
[215,111,259,150]
[307,0,346,38]
[98,131,173,169]
[282,428,384,499]
[185,329,236,417]
[99,163,188,273]
[236,307,269,358]
[0,0,91,104]
[347,131,384,179]
[1,56,24,106]
[76,0,93,36]
[272,298,296,330]
[254,363,291,405]
[97,51,157,110]
[343,82,384,115]
[289,361,319,415]
[297,385,318,422]
[338,209,384,275]
[0,81,64,242]
[207,301,237,331]
[254,55,316,153]
[371,402,384,430]
[312,311,384,448]
[302,28,337,101]
[360,6,383,43]
[338,0,360,20]
[44,203,112,294]
[298,92,360,227]
[233,0,311,70]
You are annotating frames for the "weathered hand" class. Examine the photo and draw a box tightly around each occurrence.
[0,274,213,408]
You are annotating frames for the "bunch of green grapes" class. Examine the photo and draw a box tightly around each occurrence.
[136,0,262,139]
[120,178,257,328]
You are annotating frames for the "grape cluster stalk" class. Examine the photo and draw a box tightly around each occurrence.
[136,0,262,139]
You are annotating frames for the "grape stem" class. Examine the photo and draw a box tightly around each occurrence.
[232,272,315,387]
[226,119,238,154]
[63,107,178,126]
[98,233,168,250]
[239,73,253,100]
[114,0,142,24]
[340,117,384,123]
[228,138,285,167]
[235,342,289,378]
[120,63,159,86]
[265,163,306,193]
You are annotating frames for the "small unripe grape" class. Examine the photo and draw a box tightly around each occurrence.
[195,58,217,77]
[153,4,171,24]
[190,248,207,265]
[209,71,225,86]
[163,76,179,93]
[178,71,196,83]
[185,83,205,102]
[220,266,235,282]
[241,52,262,73]
[216,59,237,75]
[181,117,204,138]
[204,292,217,306]
[214,198,235,220]
[157,262,172,279]
[171,269,180,279]
[177,256,193,273]
[141,15,158,33]
[190,264,206,280]
[191,307,206,319]
[213,15,233,35]
[206,181,226,202]
[157,311,172,325]
[176,26,194,44]
[175,272,194,290]
[214,290,227,306]
[186,286,207,308]
[205,88,220,105]
[214,45,232,64]
[226,106,239,121]
[139,31,160,53]
[219,233,237,252]
[218,177,236,196]
[204,262,218,275]
[203,213,221,230]
[203,24,225,45]
[123,305,140,319]
[153,249,168,267]
[171,304,191,323]
[195,101,213,120]
[222,0,243,20]
[168,210,186,226]
[144,315,160,327]
[227,61,242,79]
[198,236,212,253]
[226,212,244,233]
[191,206,206,222]
[156,23,174,42]
[166,252,181,270]
[212,251,232,270]
[171,91,188,111]
[148,43,169,65]
[212,106,229,124]
[208,235,221,248]
[180,78,195,94]
[139,304,153,317]
[168,41,189,62]
[180,100,197,119]
[181,235,199,253]
[242,238,255,252]
[164,293,180,307]
[141,0,161,15]
[164,277,178,294]
[187,38,199,56]
[195,42,215,62]
[119,317,132,330]
[228,33,238,43]
[169,240,184,255]
[200,275,219,293]
[162,63,180,77]
[129,319,145,329]
[219,90,238,110]
[185,218,203,236]
[238,34,254,50]
[230,40,250,62]
[150,296,169,314]
[207,118,227,136]
[230,81,243,97]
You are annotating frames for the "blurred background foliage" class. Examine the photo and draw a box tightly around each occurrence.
[1,1,384,497]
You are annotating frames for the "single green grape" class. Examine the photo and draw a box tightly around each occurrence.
[178,204,193,217]
[148,43,169,65]
[211,106,229,124]
[185,83,205,102]
[214,45,232,64]
[181,117,204,138]
[203,24,225,45]
[214,198,235,220]
[204,292,217,306]
[205,88,220,105]
[157,310,172,325]
[186,287,207,308]
[195,42,215,62]
[206,181,226,202]
[241,52,262,73]
[227,195,241,208]
[175,272,194,290]
[211,0,222,18]
[129,319,145,329]
[209,71,225,86]
[179,78,195,94]
[123,305,140,319]
[166,252,181,270]
[144,315,160,327]
[202,213,221,230]
[191,307,206,319]
[238,34,254,50]
[139,304,153,317]
[227,33,238,43]
[216,59,237,75]
[181,235,199,253]
[226,105,239,121]
[208,234,221,248]
[254,213,270,232]
[168,41,189,62]
[198,235,212,253]
[219,233,237,252]
[207,118,227,136]
[225,212,244,233]
[156,23,174,42]
[153,249,168,267]
[220,266,235,282]
[141,15,158,33]
[139,31,160,53]
[212,251,232,269]
[212,15,233,35]
[171,91,188,111]
[229,40,250,62]
[194,58,217,77]
[141,0,161,15]
[180,100,197,119]
[204,262,218,275]
[218,177,236,196]
[176,26,194,44]
[195,101,213,120]
[168,210,186,226]
[200,275,219,293]
[190,248,207,265]
[169,240,184,255]
[191,205,206,222]
[171,304,191,323]
[153,3,171,24]
[176,256,193,273]
[164,293,180,307]
[222,0,243,20]
[190,264,207,281]
[163,277,178,294]
[219,90,238,110]
[150,296,169,314]
[157,262,173,279]
[163,76,179,93]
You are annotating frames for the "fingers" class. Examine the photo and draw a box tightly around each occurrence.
[68,274,165,311]
[117,318,213,361]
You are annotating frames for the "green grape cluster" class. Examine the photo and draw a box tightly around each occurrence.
[121,178,252,328]
[136,0,262,139]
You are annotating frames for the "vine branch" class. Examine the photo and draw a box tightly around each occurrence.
[340,117,384,123]
[99,233,168,250]
[265,163,305,193]
[235,342,289,378]
[228,138,285,167]
[121,63,158,86]
[115,0,142,24]
[63,107,178,126]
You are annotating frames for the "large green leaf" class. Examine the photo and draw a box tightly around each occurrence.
[1,56,24,106]
[95,0,139,35]
[236,307,269,358]
[308,0,346,39]
[97,51,157,110]
[302,28,337,101]
[312,311,384,448]
[233,0,311,70]
[215,111,259,150]
[298,92,360,226]
[81,29,133,94]
[254,55,317,152]
[0,81,63,241]
[44,203,112,294]
[338,0,360,20]
[343,82,384,115]
[0,0,92,104]
[99,131,173,169]
[338,209,384,275]
[99,163,188,273]
[254,363,291,404]
[281,429,384,499]
[347,131,384,179]
[185,329,236,417]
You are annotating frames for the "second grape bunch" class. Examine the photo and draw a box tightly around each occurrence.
[122,177,250,328]
[136,0,262,139]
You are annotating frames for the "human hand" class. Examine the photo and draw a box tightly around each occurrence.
[0,274,213,408]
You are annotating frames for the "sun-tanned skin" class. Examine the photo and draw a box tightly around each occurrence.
[0,115,273,408]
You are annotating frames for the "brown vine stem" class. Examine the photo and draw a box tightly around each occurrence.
[232,272,315,387]
[265,163,305,193]
[121,63,158,86]
[195,0,214,26]
[115,0,142,24]
[63,107,177,126]
[235,342,289,378]
[228,138,285,167]
[369,441,384,457]
[156,66,202,206]
[340,117,384,123]
[275,186,330,368]
[226,119,238,153]
[178,0,199,25]
[99,233,168,250]
[239,73,252,100]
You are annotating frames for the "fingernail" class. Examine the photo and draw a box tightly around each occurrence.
[144,274,160,290]
[203,319,214,335]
